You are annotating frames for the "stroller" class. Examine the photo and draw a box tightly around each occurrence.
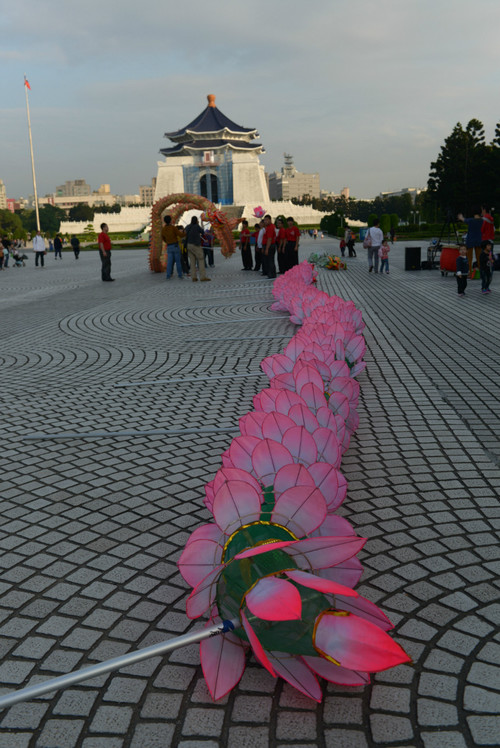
[12,250,28,267]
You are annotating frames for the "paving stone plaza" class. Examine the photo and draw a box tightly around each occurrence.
[0,238,499,748]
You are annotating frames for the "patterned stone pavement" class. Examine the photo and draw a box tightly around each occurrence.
[0,240,499,748]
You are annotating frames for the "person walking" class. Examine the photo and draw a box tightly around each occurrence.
[365,219,383,273]
[71,235,80,259]
[97,223,114,282]
[54,234,63,259]
[33,230,46,267]
[185,216,210,282]
[161,215,184,279]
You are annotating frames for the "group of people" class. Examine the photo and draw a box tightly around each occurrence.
[455,206,497,297]
[239,215,300,278]
[161,215,213,282]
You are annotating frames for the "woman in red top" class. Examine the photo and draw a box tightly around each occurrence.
[239,219,252,270]
[276,218,287,274]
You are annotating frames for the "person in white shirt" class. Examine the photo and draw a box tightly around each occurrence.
[366,219,384,273]
[33,230,46,268]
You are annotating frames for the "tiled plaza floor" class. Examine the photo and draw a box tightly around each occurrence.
[0,239,499,748]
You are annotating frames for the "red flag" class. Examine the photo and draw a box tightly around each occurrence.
[24,77,31,90]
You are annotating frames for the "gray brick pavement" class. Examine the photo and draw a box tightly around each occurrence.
[0,242,499,746]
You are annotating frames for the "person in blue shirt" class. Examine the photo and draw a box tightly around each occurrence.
[458,209,482,268]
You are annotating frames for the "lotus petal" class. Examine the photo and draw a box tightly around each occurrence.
[312,428,341,467]
[273,463,316,498]
[185,523,222,547]
[326,392,350,420]
[313,514,355,537]
[315,405,340,431]
[186,564,225,619]
[345,335,366,363]
[272,485,327,536]
[314,611,411,672]
[267,652,322,702]
[285,536,366,570]
[293,362,325,393]
[254,388,280,413]
[274,389,307,415]
[228,436,261,473]
[246,576,302,621]
[288,404,320,433]
[298,382,326,413]
[284,570,358,597]
[319,558,364,588]
[241,610,277,677]
[308,462,347,511]
[200,622,246,700]
[302,655,370,686]
[251,439,293,486]
[179,537,223,587]
[269,372,295,391]
[213,480,263,535]
[261,412,296,442]
[235,540,293,560]
[239,411,266,438]
[334,595,394,631]
[213,467,262,496]
[282,426,318,467]
[350,361,366,378]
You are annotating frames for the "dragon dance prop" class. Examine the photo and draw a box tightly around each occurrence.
[149,193,241,273]
[308,252,347,270]
[178,261,410,702]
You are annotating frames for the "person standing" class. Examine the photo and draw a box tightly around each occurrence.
[161,215,184,279]
[33,230,46,267]
[479,240,493,295]
[71,235,80,259]
[239,219,252,270]
[262,214,277,279]
[455,246,469,297]
[285,217,300,270]
[366,219,383,273]
[481,206,495,246]
[254,221,265,272]
[276,218,287,274]
[202,227,215,268]
[97,223,114,282]
[185,216,210,282]
[1,236,11,269]
[54,234,63,259]
[458,209,483,270]
[379,238,391,274]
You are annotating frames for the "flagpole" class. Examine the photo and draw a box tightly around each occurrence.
[24,75,40,231]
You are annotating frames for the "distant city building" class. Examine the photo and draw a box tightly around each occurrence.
[0,179,7,209]
[155,94,269,206]
[379,187,421,203]
[268,154,320,201]
[140,178,157,205]
[56,179,91,197]
[319,187,350,201]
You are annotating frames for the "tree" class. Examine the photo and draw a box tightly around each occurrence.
[0,209,24,238]
[69,203,95,222]
[380,214,391,235]
[427,119,489,215]
[83,223,97,241]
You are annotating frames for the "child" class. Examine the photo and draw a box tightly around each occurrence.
[378,238,390,274]
[479,240,493,294]
[456,246,469,297]
[339,238,346,257]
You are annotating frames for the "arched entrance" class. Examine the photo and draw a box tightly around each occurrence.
[200,174,219,204]
[148,193,241,273]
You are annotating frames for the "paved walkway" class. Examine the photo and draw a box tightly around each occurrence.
[0,241,499,748]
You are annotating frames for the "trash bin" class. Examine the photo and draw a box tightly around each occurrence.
[405,246,421,270]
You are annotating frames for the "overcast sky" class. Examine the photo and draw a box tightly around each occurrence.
[2,0,500,200]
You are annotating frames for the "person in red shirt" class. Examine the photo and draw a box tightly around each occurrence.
[276,218,287,274]
[262,215,277,278]
[97,223,114,282]
[481,206,495,245]
[239,219,252,270]
[285,217,301,270]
